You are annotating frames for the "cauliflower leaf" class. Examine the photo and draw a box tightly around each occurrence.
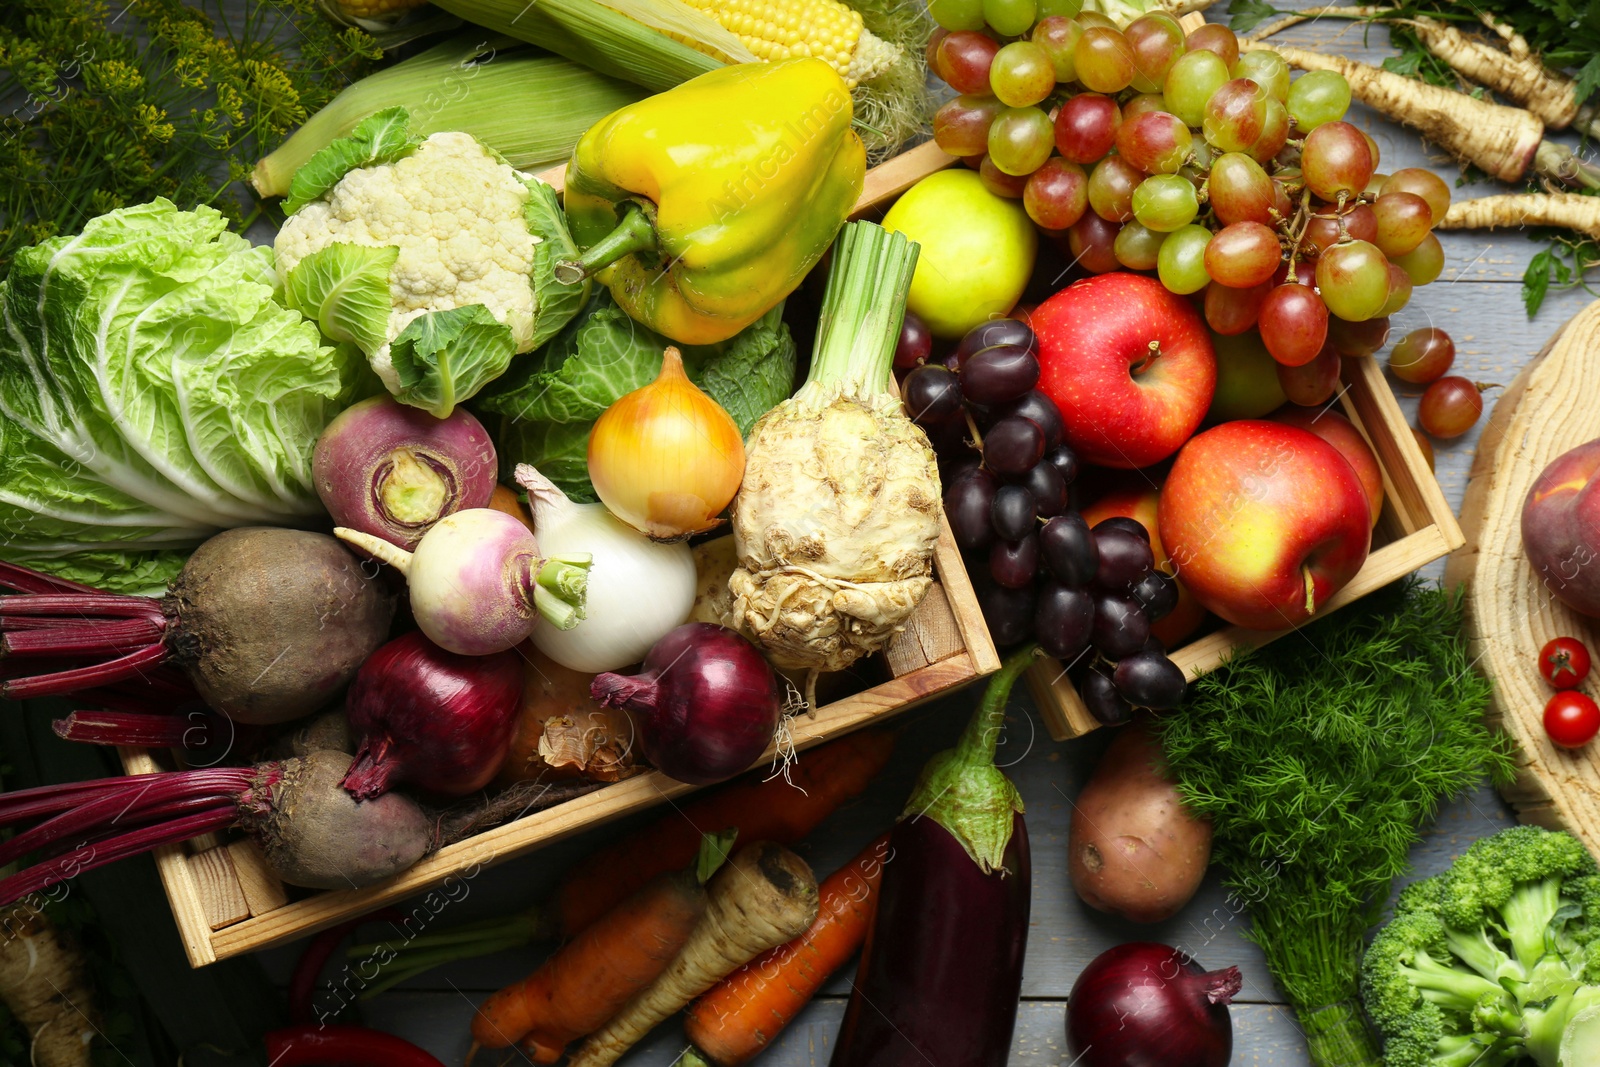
[284,106,421,215]
[390,304,517,419]
[282,242,399,354]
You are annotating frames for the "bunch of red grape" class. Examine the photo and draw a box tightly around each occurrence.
[926,4,1453,371]
[896,312,1186,723]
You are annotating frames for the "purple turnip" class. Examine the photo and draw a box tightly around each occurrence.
[0,751,432,906]
[0,529,396,724]
[313,395,498,550]
[336,509,589,657]
[342,630,524,800]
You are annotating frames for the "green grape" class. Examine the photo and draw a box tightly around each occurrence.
[1033,16,1083,82]
[1286,70,1350,132]
[1163,49,1229,127]
[1203,78,1268,153]
[1075,26,1136,94]
[1037,0,1084,13]
[988,106,1056,176]
[1074,11,1117,30]
[1392,231,1445,285]
[1124,12,1186,94]
[1248,98,1289,164]
[1087,154,1142,221]
[984,0,1038,37]
[1122,92,1169,119]
[1157,223,1212,294]
[991,41,1057,108]
[1316,240,1391,321]
[1131,174,1199,231]
[928,0,986,31]
[1232,50,1290,101]
[1114,220,1167,271]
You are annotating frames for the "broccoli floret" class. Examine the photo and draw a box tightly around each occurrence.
[1362,827,1600,1067]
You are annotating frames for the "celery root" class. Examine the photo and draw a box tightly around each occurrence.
[1437,194,1600,242]
[0,905,96,1067]
[565,842,819,1067]
[1246,41,1600,187]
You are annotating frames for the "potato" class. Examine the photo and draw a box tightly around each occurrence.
[1068,717,1212,923]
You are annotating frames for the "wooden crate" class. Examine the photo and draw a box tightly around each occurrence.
[124,143,999,968]
[1029,352,1464,740]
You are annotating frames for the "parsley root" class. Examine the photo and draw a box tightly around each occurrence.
[0,904,96,1067]
[1437,193,1600,242]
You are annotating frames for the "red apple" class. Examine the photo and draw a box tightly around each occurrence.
[1522,438,1600,617]
[1270,404,1385,527]
[1081,486,1208,647]
[1032,273,1216,469]
[1159,421,1372,630]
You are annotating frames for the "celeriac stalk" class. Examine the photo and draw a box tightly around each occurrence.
[726,222,942,689]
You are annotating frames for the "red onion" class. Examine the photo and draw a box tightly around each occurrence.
[342,631,524,799]
[590,623,782,785]
[1065,942,1239,1067]
[313,395,497,550]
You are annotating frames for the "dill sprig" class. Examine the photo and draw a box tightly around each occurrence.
[0,0,380,277]
[1156,580,1514,1066]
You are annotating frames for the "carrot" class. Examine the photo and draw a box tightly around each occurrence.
[681,833,891,1067]
[0,903,96,1067]
[550,728,893,939]
[470,831,735,1060]
[564,842,820,1067]
[1437,193,1600,242]
[1243,40,1600,188]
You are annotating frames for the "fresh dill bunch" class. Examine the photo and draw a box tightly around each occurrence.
[1156,579,1516,1067]
[0,0,381,277]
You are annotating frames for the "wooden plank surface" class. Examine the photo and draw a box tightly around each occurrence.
[245,1,1600,1061]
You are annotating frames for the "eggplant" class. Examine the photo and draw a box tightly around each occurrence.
[830,648,1035,1067]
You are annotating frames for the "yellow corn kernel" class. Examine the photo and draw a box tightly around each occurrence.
[676,0,901,89]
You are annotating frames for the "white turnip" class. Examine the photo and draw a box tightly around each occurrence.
[0,751,432,907]
[0,529,395,724]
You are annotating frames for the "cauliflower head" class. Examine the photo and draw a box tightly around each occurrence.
[273,108,588,417]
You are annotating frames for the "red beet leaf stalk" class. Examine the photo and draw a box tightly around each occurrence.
[51,708,247,757]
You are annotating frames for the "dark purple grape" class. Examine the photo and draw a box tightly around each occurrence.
[1094,516,1150,543]
[1036,582,1095,663]
[962,345,1041,406]
[926,417,974,462]
[1082,668,1133,726]
[1130,571,1179,621]
[984,416,1046,478]
[1040,513,1097,587]
[1021,461,1067,517]
[1045,445,1079,487]
[955,318,1037,366]
[976,575,1037,648]
[990,534,1040,589]
[894,309,934,370]
[945,467,998,552]
[991,484,1037,542]
[1092,592,1150,659]
[999,391,1064,450]
[1112,652,1187,710]
[902,364,964,426]
[1093,527,1155,590]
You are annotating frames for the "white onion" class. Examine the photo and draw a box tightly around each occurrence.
[515,464,697,673]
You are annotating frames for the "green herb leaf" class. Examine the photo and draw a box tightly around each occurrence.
[284,106,420,214]
[1524,247,1557,316]
[1577,54,1600,110]
[1228,0,1287,33]
[389,304,518,418]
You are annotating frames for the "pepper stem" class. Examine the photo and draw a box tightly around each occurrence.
[555,202,658,284]
[902,645,1035,874]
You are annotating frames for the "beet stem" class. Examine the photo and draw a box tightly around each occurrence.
[4,618,165,657]
[0,594,164,619]
[0,768,252,830]
[52,709,211,748]
[0,560,103,596]
[0,805,236,908]
[0,617,105,631]
[1,641,168,699]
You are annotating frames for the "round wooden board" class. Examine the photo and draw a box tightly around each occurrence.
[1444,300,1600,849]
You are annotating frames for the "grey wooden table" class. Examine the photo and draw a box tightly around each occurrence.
[254,3,1600,1061]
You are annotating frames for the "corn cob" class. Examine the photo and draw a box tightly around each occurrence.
[675,0,902,88]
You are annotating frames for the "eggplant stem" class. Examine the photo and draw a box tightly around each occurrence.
[0,805,236,908]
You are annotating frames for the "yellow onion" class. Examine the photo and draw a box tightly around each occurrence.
[587,347,745,540]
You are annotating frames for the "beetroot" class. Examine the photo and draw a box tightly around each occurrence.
[0,751,432,906]
[342,631,524,800]
[0,528,395,724]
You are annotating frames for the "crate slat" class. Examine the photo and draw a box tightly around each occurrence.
[228,840,289,918]
[188,846,251,931]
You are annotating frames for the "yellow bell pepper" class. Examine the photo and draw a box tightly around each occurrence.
[558,58,866,345]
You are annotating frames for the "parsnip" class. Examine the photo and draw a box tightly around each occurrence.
[1438,194,1600,242]
[0,905,96,1067]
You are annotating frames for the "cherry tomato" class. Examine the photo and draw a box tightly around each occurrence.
[1544,691,1600,749]
[1538,636,1592,689]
